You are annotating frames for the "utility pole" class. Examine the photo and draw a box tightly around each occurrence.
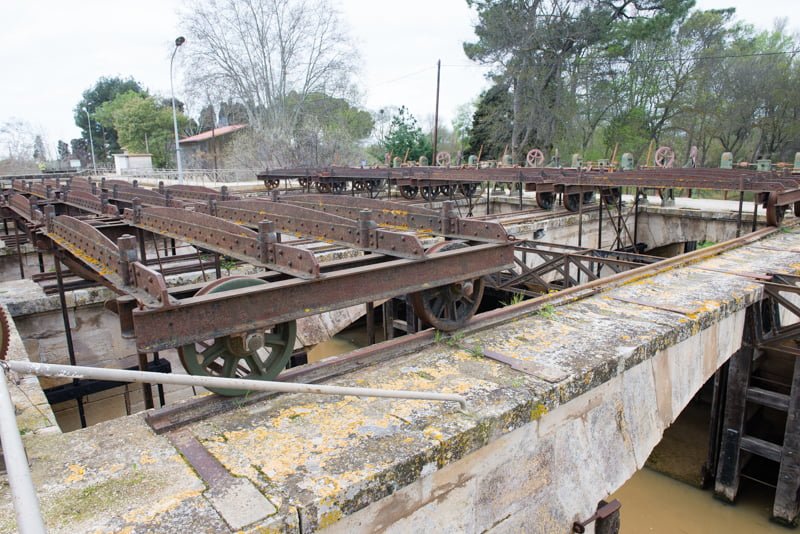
[432,59,441,166]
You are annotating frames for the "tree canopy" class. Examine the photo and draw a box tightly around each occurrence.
[74,76,146,162]
[181,0,369,167]
[463,2,800,165]
[94,91,191,168]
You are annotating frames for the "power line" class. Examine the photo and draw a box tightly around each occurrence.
[374,66,436,86]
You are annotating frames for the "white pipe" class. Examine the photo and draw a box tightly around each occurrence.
[0,370,46,534]
[3,361,467,409]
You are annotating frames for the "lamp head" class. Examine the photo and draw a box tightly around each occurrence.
[175,36,186,47]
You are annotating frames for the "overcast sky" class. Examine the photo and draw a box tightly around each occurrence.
[0,0,797,155]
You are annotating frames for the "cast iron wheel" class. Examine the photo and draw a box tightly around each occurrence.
[365,179,384,198]
[439,184,453,197]
[178,277,297,396]
[263,179,280,190]
[563,193,581,212]
[767,192,787,226]
[316,182,331,193]
[536,191,555,210]
[421,185,440,201]
[0,305,10,361]
[400,185,419,199]
[330,181,347,194]
[410,242,485,332]
[298,177,309,188]
[352,180,366,192]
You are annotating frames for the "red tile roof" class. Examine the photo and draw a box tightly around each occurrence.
[180,124,246,143]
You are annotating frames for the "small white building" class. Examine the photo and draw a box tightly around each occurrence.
[113,152,153,175]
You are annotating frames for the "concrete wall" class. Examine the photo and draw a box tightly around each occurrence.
[322,311,745,533]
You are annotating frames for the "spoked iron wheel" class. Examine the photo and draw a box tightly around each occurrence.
[563,193,581,212]
[263,179,280,190]
[400,185,418,199]
[352,180,366,192]
[316,182,331,193]
[767,192,787,227]
[536,191,555,210]
[178,277,297,396]
[365,179,384,198]
[410,242,485,332]
[331,181,347,194]
[298,177,309,188]
[421,185,440,201]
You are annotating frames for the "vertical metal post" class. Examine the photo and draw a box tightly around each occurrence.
[214,253,222,279]
[153,352,166,407]
[633,187,641,249]
[53,253,86,428]
[736,191,744,238]
[752,193,759,232]
[0,367,46,534]
[366,302,376,345]
[616,189,623,250]
[13,218,24,279]
[597,191,604,277]
[138,353,154,410]
[36,253,44,274]
[432,59,441,163]
[405,296,417,334]
[383,299,395,340]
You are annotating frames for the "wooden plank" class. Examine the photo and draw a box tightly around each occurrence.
[747,386,790,411]
[739,435,782,462]
[774,355,800,524]
[714,306,757,502]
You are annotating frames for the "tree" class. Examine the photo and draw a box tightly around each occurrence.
[464,0,694,162]
[182,0,362,166]
[74,77,146,162]
[57,140,71,161]
[0,118,37,161]
[377,106,432,163]
[467,84,512,160]
[33,135,48,162]
[95,91,191,168]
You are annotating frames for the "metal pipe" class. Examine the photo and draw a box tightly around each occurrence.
[4,360,468,409]
[170,36,186,184]
[0,369,46,534]
[83,107,97,174]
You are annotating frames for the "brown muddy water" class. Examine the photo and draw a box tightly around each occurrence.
[612,468,786,533]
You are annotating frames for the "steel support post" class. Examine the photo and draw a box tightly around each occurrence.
[53,253,86,428]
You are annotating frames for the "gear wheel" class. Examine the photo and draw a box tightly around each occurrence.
[0,305,11,361]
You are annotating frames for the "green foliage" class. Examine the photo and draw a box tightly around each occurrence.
[74,77,146,162]
[536,304,556,319]
[94,91,191,168]
[379,106,432,163]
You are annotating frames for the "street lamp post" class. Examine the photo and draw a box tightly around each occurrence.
[170,36,186,183]
[83,108,97,174]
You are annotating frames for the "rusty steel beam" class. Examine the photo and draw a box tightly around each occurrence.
[41,210,171,307]
[124,203,320,279]
[132,242,516,352]
[202,199,426,259]
[161,183,239,203]
[61,190,119,216]
[281,195,508,242]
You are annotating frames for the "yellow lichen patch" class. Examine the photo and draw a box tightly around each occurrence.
[122,488,204,524]
[101,463,125,476]
[530,403,548,420]
[139,453,157,465]
[64,464,86,484]
[318,508,343,529]
[423,426,444,441]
